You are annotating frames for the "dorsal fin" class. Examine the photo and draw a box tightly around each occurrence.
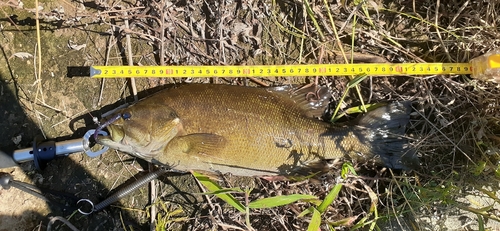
[267,84,331,118]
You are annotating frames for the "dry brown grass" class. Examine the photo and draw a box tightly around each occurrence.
[2,0,500,230]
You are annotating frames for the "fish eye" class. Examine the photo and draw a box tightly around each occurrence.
[122,112,132,120]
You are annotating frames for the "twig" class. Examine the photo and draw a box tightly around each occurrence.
[414,104,474,163]
[124,11,153,230]
[434,0,452,62]
[159,0,165,66]
[147,1,168,227]
[149,164,157,231]
[34,0,42,104]
[249,77,269,87]
[315,45,324,86]
[124,14,138,102]
[47,216,79,231]
[97,27,115,107]
[32,0,46,139]
[217,222,247,231]
[191,170,216,211]
[0,8,22,32]
[160,0,166,86]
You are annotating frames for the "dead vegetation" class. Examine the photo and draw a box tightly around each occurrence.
[1,0,500,230]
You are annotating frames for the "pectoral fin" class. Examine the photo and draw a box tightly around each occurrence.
[164,133,227,157]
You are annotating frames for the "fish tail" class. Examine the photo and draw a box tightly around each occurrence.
[356,101,418,170]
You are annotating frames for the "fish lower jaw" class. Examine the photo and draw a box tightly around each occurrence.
[97,137,132,153]
[131,151,156,162]
[98,137,160,162]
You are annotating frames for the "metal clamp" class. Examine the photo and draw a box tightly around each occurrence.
[77,199,95,215]
[9,129,109,169]
[83,129,109,157]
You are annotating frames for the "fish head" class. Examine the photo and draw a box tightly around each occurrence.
[97,102,184,161]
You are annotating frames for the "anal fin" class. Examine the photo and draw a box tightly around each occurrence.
[287,158,343,179]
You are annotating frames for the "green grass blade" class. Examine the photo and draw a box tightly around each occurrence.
[303,0,325,41]
[331,104,377,123]
[248,194,317,209]
[478,214,485,231]
[298,207,314,218]
[328,216,358,227]
[317,183,343,213]
[379,7,461,40]
[361,4,375,28]
[347,73,368,89]
[330,88,349,123]
[472,161,487,176]
[330,73,369,123]
[348,12,367,113]
[341,162,358,179]
[351,14,357,63]
[197,188,244,195]
[331,99,382,123]
[322,0,348,63]
[345,103,383,114]
[496,164,500,179]
[351,216,368,230]
[307,207,322,231]
[192,171,246,213]
[270,0,321,43]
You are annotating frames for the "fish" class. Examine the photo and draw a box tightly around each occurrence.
[96,84,418,177]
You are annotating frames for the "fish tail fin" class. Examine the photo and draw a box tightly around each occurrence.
[357,101,418,170]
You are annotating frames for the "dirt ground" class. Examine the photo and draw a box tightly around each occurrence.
[1,0,500,230]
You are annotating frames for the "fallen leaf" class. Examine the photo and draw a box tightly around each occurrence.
[12,52,33,60]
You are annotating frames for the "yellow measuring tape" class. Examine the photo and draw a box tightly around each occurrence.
[71,52,500,79]
[90,63,473,78]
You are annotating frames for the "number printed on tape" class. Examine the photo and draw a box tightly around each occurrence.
[91,63,473,78]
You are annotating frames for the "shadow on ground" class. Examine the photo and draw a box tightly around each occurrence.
[0,61,151,230]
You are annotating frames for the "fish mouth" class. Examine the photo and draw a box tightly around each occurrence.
[106,124,124,142]
[93,113,123,144]
[95,121,126,149]
[96,122,154,161]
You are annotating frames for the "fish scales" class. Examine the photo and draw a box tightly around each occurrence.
[145,85,368,173]
[97,84,418,176]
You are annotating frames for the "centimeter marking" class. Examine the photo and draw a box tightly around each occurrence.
[89,63,473,78]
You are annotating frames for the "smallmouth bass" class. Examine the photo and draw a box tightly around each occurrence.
[97,84,418,176]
